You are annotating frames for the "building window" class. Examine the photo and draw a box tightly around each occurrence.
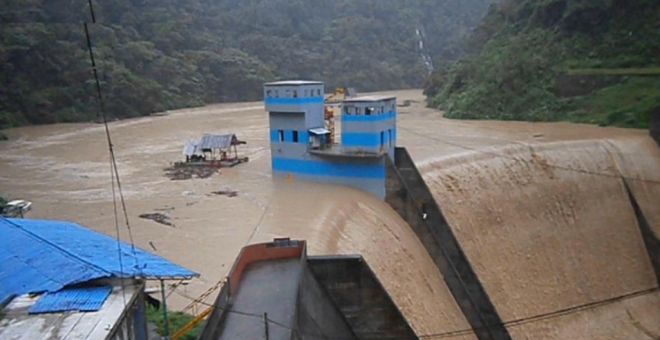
[286,90,292,98]
[292,130,299,143]
[304,89,309,97]
[356,107,362,115]
[389,129,392,147]
[316,89,321,97]
[266,90,272,97]
[380,131,385,147]
[293,90,298,98]
[344,107,351,115]
[278,130,284,142]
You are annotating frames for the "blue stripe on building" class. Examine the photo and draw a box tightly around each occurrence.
[341,132,383,147]
[299,131,310,144]
[272,158,385,179]
[341,111,396,122]
[265,97,324,105]
[284,130,294,142]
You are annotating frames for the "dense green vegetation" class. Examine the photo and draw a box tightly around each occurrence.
[147,306,201,340]
[425,0,660,128]
[1,0,495,132]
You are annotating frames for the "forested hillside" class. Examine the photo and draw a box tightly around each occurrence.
[1,0,494,131]
[425,0,660,128]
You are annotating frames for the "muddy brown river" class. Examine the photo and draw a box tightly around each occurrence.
[1,90,659,339]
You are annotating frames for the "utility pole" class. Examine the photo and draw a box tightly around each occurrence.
[161,280,171,340]
[264,313,269,340]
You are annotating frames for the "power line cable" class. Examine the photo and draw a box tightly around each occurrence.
[172,285,659,340]
[84,0,140,271]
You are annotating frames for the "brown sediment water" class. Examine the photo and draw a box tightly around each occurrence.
[0,90,658,338]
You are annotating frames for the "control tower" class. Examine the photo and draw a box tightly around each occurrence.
[264,80,397,199]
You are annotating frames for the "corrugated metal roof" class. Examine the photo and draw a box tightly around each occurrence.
[0,217,197,301]
[198,134,235,150]
[182,139,202,156]
[29,286,113,314]
[264,80,323,86]
[1,285,138,340]
[342,95,396,103]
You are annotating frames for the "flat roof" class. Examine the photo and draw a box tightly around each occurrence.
[343,95,396,103]
[0,285,137,340]
[264,80,324,86]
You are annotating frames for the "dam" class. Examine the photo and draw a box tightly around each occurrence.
[0,89,659,339]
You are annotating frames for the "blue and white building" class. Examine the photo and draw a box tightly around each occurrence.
[264,80,397,199]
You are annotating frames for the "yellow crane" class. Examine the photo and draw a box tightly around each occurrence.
[324,87,355,143]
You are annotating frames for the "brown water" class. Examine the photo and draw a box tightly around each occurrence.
[1,90,658,338]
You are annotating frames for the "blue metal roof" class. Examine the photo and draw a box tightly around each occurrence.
[29,286,113,314]
[0,217,197,302]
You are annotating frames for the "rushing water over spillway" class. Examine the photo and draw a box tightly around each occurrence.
[0,90,658,339]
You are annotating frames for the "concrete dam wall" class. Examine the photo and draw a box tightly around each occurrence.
[415,140,660,339]
[385,148,510,340]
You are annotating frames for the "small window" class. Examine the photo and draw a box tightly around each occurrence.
[356,107,362,115]
[292,130,299,143]
[316,89,321,96]
[344,107,350,115]
[380,131,385,146]
[266,90,272,97]
[389,129,392,147]
[293,90,298,98]
[286,90,292,98]
[304,90,309,97]
[278,130,284,142]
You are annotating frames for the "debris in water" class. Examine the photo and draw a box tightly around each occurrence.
[164,164,219,180]
[139,213,174,227]
[211,188,239,197]
[398,100,417,108]
[149,241,158,251]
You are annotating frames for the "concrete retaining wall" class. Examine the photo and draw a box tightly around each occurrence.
[294,254,358,340]
[553,74,621,97]
[385,148,511,340]
[197,283,231,340]
[307,255,418,340]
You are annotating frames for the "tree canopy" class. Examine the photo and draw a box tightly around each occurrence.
[0,0,495,129]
